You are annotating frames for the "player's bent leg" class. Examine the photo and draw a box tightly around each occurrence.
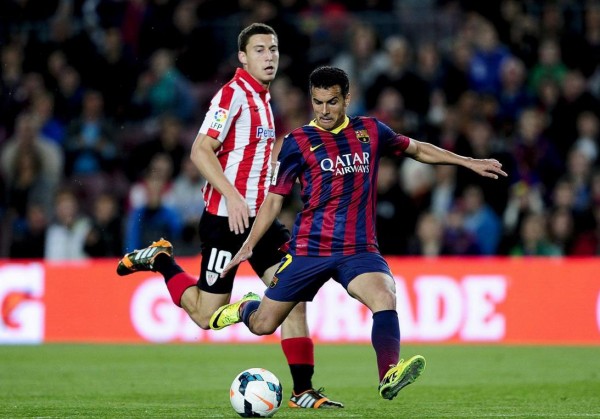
[248,296,296,335]
[379,355,426,400]
[347,272,397,313]
[280,302,309,338]
[180,289,231,330]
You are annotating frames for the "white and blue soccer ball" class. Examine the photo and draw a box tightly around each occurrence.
[230,368,283,418]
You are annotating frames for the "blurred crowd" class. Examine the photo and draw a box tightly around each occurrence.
[1,0,599,260]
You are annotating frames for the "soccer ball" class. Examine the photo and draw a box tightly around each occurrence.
[230,368,283,418]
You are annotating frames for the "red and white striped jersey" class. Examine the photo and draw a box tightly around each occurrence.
[198,68,276,217]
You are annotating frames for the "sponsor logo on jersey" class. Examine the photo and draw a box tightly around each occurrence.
[320,152,370,176]
[210,108,228,131]
[269,276,279,288]
[356,130,370,143]
[256,126,275,140]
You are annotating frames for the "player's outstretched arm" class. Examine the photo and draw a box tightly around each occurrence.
[404,138,508,179]
[221,192,285,277]
[191,133,250,234]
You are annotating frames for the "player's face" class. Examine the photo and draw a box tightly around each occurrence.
[310,86,349,131]
[239,34,279,88]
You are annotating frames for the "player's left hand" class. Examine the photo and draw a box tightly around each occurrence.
[468,158,508,179]
[221,243,253,278]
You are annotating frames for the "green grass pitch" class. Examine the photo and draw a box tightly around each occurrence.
[1,344,599,418]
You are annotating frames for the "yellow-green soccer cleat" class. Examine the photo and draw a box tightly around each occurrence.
[378,355,426,400]
[116,238,173,276]
[209,292,261,330]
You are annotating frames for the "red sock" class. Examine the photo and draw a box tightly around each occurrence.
[282,337,315,394]
[165,272,197,307]
[281,337,315,365]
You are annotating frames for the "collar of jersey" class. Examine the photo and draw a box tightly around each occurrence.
[309,115,350,134]
[235,68,268,94]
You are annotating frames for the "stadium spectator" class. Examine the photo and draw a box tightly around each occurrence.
[44,188,92,261]
[509,212,561,256]
[126,113,187,182]
[407,212,445,257]
[501,181,545,252]
[332,21,388,112]
[0,112,64,188]
[166,156,206,254]
[123,177,183,253]
[127,153,175,211]
[548,208,576,255]
[461,184,503,255]
[8,202,48,259]
[91,27,140,122]
[4,146,55,221]
[548,69,600,157]
[29,91,65,146]
[468,20,512,97]
[130,48,197,123]
[439,37,472,106]
[429,165,458,220]
[365,35,430,117]
[53,66,85,125]
[572,110,599,164]
[376,156,416,255]
[455,117,512,216]
[571,202,600,255]
[527,38,568,95]
[512,108,563,193]
[64,90,118,178]
[441,204,482,256]
[0,43,26,140]
[84,192,123,258]
[497,56,533,135]
[168,1,221,84]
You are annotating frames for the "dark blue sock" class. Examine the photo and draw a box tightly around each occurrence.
[241,300,260,328]
[371,310,400,381]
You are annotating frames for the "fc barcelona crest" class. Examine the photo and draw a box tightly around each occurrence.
[355,130,370,143]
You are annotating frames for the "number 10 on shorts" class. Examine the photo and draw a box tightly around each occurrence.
[207,248,233,274]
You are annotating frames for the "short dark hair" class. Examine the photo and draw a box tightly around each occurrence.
[309,66,350,97]
[238,23,277,52]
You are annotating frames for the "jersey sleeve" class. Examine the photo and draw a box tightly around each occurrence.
[198,85,242,142]
[376,119,411,157]
[268,134,302,196]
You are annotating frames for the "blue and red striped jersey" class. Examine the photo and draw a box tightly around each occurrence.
[270,116,410,256]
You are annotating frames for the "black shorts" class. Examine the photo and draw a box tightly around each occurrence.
[197,211,290,294]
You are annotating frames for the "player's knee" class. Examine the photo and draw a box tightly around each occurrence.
[250,316,279,336]
[184,306,211,330]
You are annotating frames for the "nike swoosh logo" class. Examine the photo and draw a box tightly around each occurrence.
[309,143,324,152]
[253,393,274,410]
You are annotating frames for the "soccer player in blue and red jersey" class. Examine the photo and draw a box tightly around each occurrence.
[210,66,508,400]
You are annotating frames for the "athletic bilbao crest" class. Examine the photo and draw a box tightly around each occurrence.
[206,271,219,286]
[355,130,370,143]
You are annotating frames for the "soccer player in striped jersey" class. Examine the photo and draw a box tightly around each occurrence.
[210,66,508,400]
[117,24,343,409]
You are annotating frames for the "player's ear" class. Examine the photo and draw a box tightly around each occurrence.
[345,93,351,108]
[238,51,247,66]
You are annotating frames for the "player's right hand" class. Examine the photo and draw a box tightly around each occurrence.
[221,243,253,277]
[226,193,250,235]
